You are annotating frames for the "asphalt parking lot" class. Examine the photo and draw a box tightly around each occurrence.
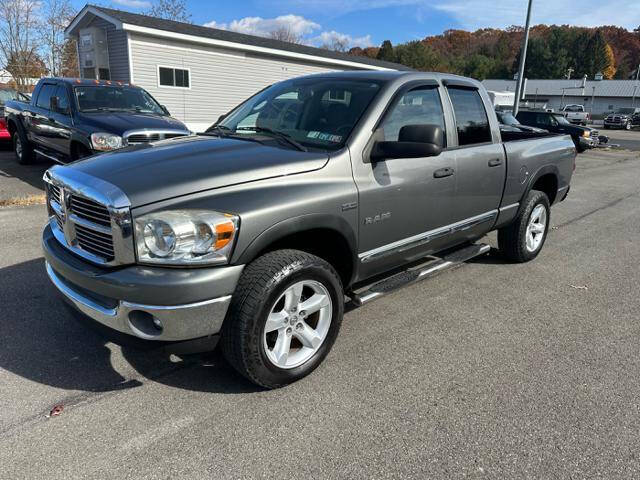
[1,146,640,478]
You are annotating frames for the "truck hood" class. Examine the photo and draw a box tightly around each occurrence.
[77,112,189,134]
[68,135,330,207]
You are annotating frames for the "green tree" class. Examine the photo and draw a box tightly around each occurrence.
[464,54,497,80]
[586,30,612,78]
[376,40,395,62]
[394,41,440,71]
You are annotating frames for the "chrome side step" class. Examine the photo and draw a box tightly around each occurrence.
[34,149,64,164]
[348,243,491,307]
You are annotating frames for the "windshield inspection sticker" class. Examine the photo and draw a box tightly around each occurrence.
[307,131,343,143]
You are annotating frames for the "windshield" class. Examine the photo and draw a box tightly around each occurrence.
[0,89,18,106]
[616,108,636,114]
[554,114,571,125]
[215,78,384,151]
[497,111,519,126]
[74,86,165,114]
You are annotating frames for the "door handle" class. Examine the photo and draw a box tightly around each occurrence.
[433,167,454,178]
[488,158,503,167]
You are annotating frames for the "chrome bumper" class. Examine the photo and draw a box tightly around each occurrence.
[46,262,232,341]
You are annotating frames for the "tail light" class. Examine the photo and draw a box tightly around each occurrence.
[0,117,6,130]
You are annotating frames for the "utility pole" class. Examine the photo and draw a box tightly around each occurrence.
[513,0,533,116]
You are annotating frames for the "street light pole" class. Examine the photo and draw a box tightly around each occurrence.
[513,0,533,116]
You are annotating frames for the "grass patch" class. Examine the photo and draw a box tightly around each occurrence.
[0,193,46,208]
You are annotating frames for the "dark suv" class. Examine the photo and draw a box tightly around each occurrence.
[516,110,597,152]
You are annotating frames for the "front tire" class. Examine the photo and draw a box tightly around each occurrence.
[626,122,632,131]
[222,249,344,389]
[498,190,551,263]
[13,129,33,165]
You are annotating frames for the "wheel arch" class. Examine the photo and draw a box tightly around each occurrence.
[520,165,559,209]
[234,214,358,288]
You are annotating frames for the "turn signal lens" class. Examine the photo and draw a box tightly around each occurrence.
[215,221,235,249]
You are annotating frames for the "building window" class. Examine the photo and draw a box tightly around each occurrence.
[158,66,190,88]
[98,68,110,80]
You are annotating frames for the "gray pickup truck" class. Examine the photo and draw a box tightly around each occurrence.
[42,71,575,388]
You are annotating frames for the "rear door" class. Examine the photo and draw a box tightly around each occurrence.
[444,84,505,241]
[30,82,57,150]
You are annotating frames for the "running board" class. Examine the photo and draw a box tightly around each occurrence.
[348,243,491,306]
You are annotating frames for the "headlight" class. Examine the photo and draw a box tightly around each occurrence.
[134,210,238,265]
[91,132,123,151]
[582,131,591,138]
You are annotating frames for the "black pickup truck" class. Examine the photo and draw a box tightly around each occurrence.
[516,109,597,153]
[4,78,191,164]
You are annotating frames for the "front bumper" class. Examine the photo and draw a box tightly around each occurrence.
[578,137,596,149]
[604,120,627,128]
[43,224,244,343]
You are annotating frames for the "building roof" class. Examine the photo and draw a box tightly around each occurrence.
[483,79,640,98]
[66,5,411,72]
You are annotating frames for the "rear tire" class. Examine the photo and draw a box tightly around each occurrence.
[221,249,344,389]
[498,190,551,263]
[13,129,33,165]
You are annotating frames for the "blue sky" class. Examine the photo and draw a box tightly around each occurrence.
[74,0,640,48]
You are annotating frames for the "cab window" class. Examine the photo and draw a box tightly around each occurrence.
[380,86,446,144]
[55,86,70,114]
[36,84,57,110]
[446,87,492,146]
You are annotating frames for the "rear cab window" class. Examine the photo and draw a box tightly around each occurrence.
[446,87,492,146]
[35,84,57,110]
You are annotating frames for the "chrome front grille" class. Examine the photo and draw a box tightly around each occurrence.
[124,129,191,145]
[70,195,111,227]
[44,166,134,267]
[75,224,115,261]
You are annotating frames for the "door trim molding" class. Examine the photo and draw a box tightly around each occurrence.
[358,209,498,263]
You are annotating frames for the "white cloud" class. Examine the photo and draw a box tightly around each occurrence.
[204,13,372,49]
[204,14,320,38]
[432,0,640,30]
[112,0,151,9]
[311,30,373,48]
[278,0,640,30]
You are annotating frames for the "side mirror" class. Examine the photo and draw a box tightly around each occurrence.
[50,96,59,112]
[371,124,444,161]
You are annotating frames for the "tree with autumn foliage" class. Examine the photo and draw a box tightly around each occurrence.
[364,25,639,81]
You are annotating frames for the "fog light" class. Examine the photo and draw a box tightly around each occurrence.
[152,317,163,330]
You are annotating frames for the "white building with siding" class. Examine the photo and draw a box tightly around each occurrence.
[483,78,640,117]
[65,5,407,131]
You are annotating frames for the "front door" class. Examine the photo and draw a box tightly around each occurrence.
[353,83,457,279]
[48,85,73,157]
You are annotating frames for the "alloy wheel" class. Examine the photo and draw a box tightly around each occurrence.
[263,280,332,369]
[525,204,547,253]
[15,137,22,159]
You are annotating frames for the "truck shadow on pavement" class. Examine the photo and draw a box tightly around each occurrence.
[0,258,260,396]
[0,147,52,196]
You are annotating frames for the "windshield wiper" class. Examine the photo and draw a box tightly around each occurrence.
[235,126,308,152]
[202,125,232,138]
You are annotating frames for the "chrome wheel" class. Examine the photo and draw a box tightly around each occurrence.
[525,204,547,253]
[15,136,22,159]
[263,280,332,369]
